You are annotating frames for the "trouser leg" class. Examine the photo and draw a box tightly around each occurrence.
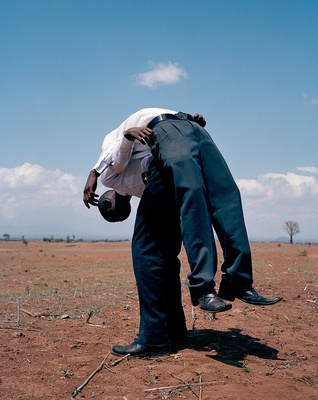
[193,124,253,282]
[132,164,186,346]
[152,117,253,303]
[153,120,217,303]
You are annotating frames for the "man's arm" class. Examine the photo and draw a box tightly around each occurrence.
[84,127,151,208]
[83,169,100,208]
[123,127,157,146]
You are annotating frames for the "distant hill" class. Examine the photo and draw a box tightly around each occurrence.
[274,237,290,243]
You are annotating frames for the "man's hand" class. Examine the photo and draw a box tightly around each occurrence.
[83,169,100,208]
[124,127,157,146]
[193,114,206,128]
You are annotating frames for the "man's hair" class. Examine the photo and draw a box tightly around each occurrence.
[98,190,131,222]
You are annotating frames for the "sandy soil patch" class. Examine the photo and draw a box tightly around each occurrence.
[0,241,317,399]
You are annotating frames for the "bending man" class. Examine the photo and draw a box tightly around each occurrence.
[84,108,282,357]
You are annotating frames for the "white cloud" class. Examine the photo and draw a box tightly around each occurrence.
[1,163,317,240]
[237,171,318,239]
[297,166,318,174]
[133,61,188,88]
[237,172,318,203]
[0,163,137,239]
[0,163,82,220]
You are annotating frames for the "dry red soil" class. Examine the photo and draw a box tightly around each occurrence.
[0,240,317,399]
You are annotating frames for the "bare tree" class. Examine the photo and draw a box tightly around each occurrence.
[282,220,300,244]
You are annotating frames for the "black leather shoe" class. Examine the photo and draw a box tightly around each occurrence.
[218,275,283,306]
[111,341,170,357]
[197,292,232,313]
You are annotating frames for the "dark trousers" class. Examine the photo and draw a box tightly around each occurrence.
[132,163,187,346]
[152,113,253,304]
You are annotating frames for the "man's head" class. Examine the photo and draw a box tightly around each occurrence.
[98,190,131,223]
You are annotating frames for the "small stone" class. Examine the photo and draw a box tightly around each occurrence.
[59,314,70,319]
[12,332,25,338]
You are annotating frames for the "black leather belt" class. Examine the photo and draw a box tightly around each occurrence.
[147,113,195,130]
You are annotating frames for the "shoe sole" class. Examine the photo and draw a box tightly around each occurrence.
[111,349,150,358]
[241,297,283,306]
[111,348,170,358]
[219,296,283,306]
[199,303,232,313]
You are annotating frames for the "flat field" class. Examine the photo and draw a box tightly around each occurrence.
[0,240,317,399]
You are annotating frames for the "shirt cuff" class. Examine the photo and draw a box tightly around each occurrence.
[93,162,107,175]
[120,136,135,151]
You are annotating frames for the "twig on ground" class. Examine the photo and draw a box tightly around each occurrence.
[71,352,110,399]
[0,321,17,324]
[0,326,42,332]
[192,320,196,336]
[110,353,130,366]
[107,292,138,301]
[199,374,202,400]
[17,299,20,325]
[86,311,93,323]
[125,294,138,301]
[21,309,60,318]
[145,381,224,392]
[86,311,105,328]
[306,299,318,306]
[192,306,198,335]
[104,364,116,374]
[87,323,105,328]
[303,338,318,346]
[303,284,318,291]
[169,372,198,398]
[145,370,157,385]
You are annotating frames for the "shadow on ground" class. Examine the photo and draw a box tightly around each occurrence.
[184,328,281,367]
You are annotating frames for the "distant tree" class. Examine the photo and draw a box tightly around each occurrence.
[282,220,300,244]
[3,233,10,242]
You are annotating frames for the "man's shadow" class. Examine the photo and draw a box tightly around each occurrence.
[184,328,280,368]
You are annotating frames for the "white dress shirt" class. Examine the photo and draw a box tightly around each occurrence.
[93,108,177,198]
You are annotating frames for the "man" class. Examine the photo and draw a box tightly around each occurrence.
[84,108,282,357]
[84,108,192,357]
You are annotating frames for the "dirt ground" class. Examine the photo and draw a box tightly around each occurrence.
[0,240,317,400]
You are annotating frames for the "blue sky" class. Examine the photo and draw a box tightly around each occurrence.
[1,0,317,241]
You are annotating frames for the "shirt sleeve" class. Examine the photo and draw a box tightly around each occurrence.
[107,136,135,173]
[92,127,134,175]
[92,108,176,175]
